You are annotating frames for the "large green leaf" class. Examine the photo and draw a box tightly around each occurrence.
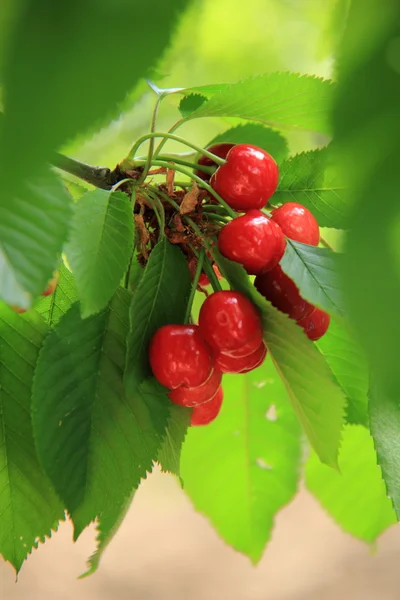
[212,251,346,468]
[179,73,334,135]
[333,0,400,399]
[280,240,345,319]
[124,238,191,397]
[317,320,369,426]
[306,425,396,541]
[157,402,191,478]
[31,291,172,575]
[33,261,78,326]
[0,307,64,572]
[66,190,134,318]
[369,384,400,518]
[0,170,72,309]
[203,124,289,165]
[181,357,301,562]
[271,149,348,229]
[0,0,192,185]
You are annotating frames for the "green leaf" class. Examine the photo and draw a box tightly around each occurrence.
[212,251,346,468]
[271,149,348,229]
[369,383,400,518]
[203,124,289,165]
[66,190,134,318]
[179,94,208,117]
[0,0,192,184]
[157,401,191,478]
[0,170,72,309]
[179,73,334,135]
[306,425,396,541]
[0,308,64,572]
[181,357,301,562]
[317,320,369,426]
[33,261,78,326]
[32,290,173,575]
[333,1,400,397]
[280,240,345,319]
[124,239,191,397]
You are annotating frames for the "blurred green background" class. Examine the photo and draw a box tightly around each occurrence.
[70,0,338,167]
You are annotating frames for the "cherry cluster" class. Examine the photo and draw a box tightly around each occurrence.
[150,142,330,427]
[149,290,265,426]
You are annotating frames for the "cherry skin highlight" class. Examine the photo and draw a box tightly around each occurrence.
[191,386,224,426]
[216,342,267,374]
[195,143,235,182]
[198,290,263,357]
[168,369,222,407]
[271,202,320,246]
[255,265,314,321]
[297,307,330,341]
[210,144,279,212]
[149,324,214,389]
[218,210,286,275]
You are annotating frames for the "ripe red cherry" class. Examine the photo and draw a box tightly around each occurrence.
[198,290,263,357]
[297,308,330,341]
[195,143,235,182]
[210,144,279,212]
[216,343,267,374]
[271,203,320,246]
[255,265,314,321]
[168,369,222,407]
[191,386,224,426]
[149,324,213,389]
[218,210,286,275]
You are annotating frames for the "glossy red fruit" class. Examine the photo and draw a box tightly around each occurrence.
[216,343,267,374]
[149,324,213,389]
[191,386,224,426]
[210,144,279,212]
[168,369,222,407]
[199,290,263,357]
[218,210,286,275]
[195,143,235,181]
[42,270,60,297]
[255,265,314,321]
[297,308,330,341]
[271,203,320,246]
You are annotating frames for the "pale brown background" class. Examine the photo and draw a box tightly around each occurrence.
[1,468,400,600]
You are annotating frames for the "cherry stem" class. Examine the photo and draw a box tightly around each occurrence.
[201,203,230,214]
[320,236,334,250]
[127,132,226,166]
[153,119,187,157]
[142,189,165,238]
[184,248,205,324]
[142,159,237,219]
[202,212,229,223]
[191,246,222,293]
[156,155,214,173]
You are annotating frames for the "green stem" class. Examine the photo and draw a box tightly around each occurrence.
[191,246,222,293]
[184,248,205,323]
[320,236,334,250]
[202,212,229,223]
[141,159,237,219]
[153,120,185,158]
[201,203,230,213]
[127,132,226,166]
[143,189,165,238]
[156,155,214,173]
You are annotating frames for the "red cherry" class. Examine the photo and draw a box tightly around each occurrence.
[42,270,60,297]
[297,308,330,341]
[271,203,320,246]
[195,143,235,182]
[216,343,267,374]
[149,324,213,389]
[218,210,286,275]
[191,386,224,426]
[210,144,279,212]
[199,290,263,357]
[255,265,314,321]
[168,369,222,407]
